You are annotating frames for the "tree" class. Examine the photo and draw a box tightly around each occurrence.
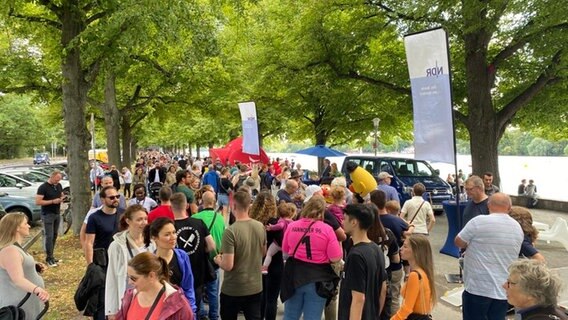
[329,0,568,184]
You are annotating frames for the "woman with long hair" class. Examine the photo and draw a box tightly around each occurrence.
[115,252,193,320]
[217,168,233,219]
[106,205,156,319]
[281,196,343,320]
[144,218,197,314]
[132,167,147,188]
[391,234,436,320]
[249,191,280,320]
[165,166,177,186]
[509,206,545,261]
[0,213,48,318]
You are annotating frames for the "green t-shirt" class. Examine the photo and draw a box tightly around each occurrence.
[177,184,195,204]
[220,219,266,297]
[192,209,225,258]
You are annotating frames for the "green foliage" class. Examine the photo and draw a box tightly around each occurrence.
[0,94,52,158]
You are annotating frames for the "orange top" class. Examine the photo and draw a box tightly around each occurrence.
[391,268,432,320]
[126,294,165,320]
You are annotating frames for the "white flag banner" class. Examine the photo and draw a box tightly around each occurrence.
[238,101,260,155]
[404,28,456,164]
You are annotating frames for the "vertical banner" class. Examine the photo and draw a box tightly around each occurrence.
[238,101,260,155]
[404,28,456,164]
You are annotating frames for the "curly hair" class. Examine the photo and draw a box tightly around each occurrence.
[509,206,538,241]
[508,259,562,306]
[249,191,277,225]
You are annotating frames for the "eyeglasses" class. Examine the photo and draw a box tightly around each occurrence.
[106,195,120,200]
[506,279,517,288]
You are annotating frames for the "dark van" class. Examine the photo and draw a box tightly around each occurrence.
[341,155,453,211]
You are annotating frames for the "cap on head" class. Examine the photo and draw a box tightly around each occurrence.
[378,172,393,180]
[304,185,322,203]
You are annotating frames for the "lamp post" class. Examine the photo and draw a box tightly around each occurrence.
[373,117,380,156]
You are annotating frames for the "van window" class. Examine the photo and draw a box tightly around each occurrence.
[361,160,375,174]
[392,159,435,176]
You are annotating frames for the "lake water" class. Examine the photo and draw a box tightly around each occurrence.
[265,152,568,202]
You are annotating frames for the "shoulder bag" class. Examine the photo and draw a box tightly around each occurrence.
[204,212,219,282]
[405,270,432,320]
[280,221,316,302]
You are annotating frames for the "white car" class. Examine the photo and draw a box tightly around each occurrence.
[0,172,40,198]
[1,169,70,197]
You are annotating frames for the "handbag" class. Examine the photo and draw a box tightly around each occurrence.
[405,270,432,320]
[0,292,49,320]
[315,279,339,300]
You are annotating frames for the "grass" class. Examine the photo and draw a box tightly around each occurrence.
[29,232,90,320]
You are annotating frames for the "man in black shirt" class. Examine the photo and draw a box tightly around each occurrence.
[462,175,489,228]
[171,192,215,316]
[35,170,65,267]
[339,204,387,320]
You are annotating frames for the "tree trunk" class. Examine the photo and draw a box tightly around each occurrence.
[103,71,122,168]
[121,114,132,168]
[61,2,91,235]
[130,137,138,164]
[196,145,200,158]
[463,21,502,186]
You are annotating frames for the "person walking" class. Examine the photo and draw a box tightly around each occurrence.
[35,170,65,267]
[0,213,49,318]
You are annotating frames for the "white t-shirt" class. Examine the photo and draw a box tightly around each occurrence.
[457,213,523,300]
[127,197,158,212]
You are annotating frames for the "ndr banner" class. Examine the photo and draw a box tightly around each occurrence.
[238,101,260,155]
[404,28,456,164]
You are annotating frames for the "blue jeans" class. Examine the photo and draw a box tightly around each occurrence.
[283,282,326,320]
[462,290,508,320]
[200,269,220,320]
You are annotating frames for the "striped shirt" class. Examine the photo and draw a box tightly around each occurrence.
[458,213,523,300]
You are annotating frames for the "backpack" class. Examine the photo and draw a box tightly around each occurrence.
[0,293,29,320]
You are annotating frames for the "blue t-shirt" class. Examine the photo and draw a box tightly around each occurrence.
[520,235,539,258]
[379,214,408,246]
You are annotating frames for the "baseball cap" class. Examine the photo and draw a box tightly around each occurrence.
[304,185,322,203]
[378,172,393,180]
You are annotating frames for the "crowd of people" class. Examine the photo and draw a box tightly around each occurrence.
[0,150,566,320]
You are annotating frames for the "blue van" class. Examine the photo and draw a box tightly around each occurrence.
[341,155,453,211]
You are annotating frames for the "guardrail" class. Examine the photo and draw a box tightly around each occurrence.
[510,195,568,213]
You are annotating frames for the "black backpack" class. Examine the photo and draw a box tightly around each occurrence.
[0,292,48,320]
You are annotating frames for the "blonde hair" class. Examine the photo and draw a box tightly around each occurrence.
[330,187,345,203]
[278,203,297,220]
[407,234,437,307]
[300,195,326,220]
[0,213,27,249]
[509,206,538,241]
[385,200,401,215]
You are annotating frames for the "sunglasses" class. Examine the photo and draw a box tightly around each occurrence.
[106,195,120,200]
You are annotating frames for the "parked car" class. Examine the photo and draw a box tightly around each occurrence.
[0,192,42,222]
[0,172,40,198]
[0,169,70,198]
[341,155,454,212]
[0,201,6,219]
[33,153,51,165]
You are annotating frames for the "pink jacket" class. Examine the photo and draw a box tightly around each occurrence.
[115,282,193,320]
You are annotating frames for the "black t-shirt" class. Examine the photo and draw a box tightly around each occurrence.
[85,209,124,250]
[219,178,233,195]
[168,252,182,288]
[174,217,210,287]
[462,198,489,228]
[338,242,387,320]
[36,182,63,214]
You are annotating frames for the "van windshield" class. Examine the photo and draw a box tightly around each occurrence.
[391,159,435,177]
